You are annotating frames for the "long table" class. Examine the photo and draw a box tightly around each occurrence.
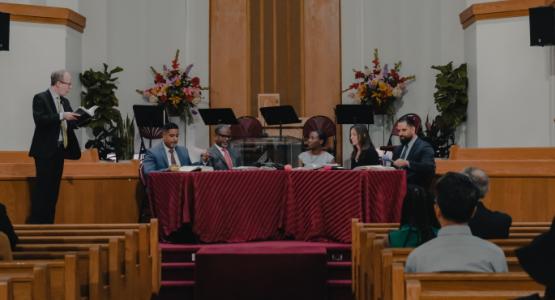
[148,169,406,243]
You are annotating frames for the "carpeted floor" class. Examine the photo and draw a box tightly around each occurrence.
[155,241,353,300]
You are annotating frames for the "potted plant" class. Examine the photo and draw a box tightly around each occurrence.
[423,62,468,158]
[80,64,132,160]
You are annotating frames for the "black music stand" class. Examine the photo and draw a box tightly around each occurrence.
[198,108,239,125]
[133,105,166,158]
[335,104,374,125]
[260,105,302,139]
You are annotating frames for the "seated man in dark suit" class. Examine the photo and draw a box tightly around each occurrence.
[207,125,242,170]
[142,122,194,177]
[464,167,512,239]
[392,116,436,189]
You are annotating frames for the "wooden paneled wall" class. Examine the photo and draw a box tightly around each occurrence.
[210,0,342,158]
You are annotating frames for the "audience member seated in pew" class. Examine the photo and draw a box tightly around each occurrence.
[405,172,508,273]
[464,167,512,239]
[0,203,17,250]
[387,185,438,248]
[516,216,555,300]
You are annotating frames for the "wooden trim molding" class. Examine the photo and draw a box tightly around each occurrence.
[460,0,555,29]
[0,2,86,33]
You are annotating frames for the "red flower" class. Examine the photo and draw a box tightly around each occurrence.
[191,77,200,87]
[159,95,167,103]
[154,73,165,84]
[355,71,365,79]
[349,83,359,89]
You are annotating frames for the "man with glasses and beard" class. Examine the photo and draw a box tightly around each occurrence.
[392,115,436,189]
[207,125,242,170]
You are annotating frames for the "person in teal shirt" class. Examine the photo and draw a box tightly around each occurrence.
[388,184,438,248]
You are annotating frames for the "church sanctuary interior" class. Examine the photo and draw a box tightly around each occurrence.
[1,0,555,299]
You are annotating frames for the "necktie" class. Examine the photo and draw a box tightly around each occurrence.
[400,145,408,160]
[57,97,68,148]
[222,148,234,170]
[169,148,177,166]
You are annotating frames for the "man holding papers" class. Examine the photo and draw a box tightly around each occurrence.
[142,122,195,177]
[28,70,81,224]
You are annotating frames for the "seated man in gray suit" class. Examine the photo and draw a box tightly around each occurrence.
[207,125,242,170]
[142,122,194,177]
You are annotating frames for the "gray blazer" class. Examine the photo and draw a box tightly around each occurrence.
[207,145,242,170]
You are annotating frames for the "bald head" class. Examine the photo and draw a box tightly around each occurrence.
[462,167,489,199]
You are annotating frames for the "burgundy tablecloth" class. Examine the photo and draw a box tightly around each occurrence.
[148,169,406,243]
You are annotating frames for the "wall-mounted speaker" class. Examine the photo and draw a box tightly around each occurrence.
[0,12,9,51]
[529,7,555,46]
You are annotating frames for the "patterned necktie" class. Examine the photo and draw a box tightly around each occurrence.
[57,97,68,148]
[222,148,233,170]
[169,148,177,166]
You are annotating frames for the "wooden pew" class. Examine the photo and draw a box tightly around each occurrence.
[14,220,159,298]
[14,236,136,300]
[0,265,50,300]
[0,149,99,163]
[393,262,544,300]
[352,220,548,300]
[0,255,78,300]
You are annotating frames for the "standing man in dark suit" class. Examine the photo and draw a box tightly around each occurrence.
[29,70,81,224]
[392,115,436,189]
[207,125,242,170]
[464,167,512,239]
[142,122,195,177]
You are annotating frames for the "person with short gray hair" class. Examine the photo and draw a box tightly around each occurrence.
[29,70,82,223]
[463,167,512,239]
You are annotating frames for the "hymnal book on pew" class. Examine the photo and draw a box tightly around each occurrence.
[74,105,98,127]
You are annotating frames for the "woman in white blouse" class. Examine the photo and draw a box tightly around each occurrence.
[298,130,335,167]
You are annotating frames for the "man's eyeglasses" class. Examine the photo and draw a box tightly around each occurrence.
[59,81,72,86]
[218,134,232,139]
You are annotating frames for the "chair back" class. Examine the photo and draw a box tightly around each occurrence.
[302,115,337,153]
[231,116,264,139]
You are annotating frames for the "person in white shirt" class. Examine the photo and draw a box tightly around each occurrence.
[405,172,508,273]
[298,130,335,168]
[142,122,194,177]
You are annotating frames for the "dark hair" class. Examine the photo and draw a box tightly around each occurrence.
[399,184,438,246]
[398,115,417,128]
[435,172,480,223]
[309,130,327,147]
[350,124,375,160]
[163,122,179,132]
[214,124,231,135]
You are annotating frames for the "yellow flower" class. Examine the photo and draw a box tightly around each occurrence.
[175,79,181,86]
[356,84,367,100]
[170,95,181,105]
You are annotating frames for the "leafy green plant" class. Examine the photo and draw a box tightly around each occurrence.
[423,62,468,158]
[117,115,135,160]
[80,64,127,160]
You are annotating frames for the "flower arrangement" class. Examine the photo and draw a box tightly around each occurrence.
[137,50,207,124]
[343,49,415,115]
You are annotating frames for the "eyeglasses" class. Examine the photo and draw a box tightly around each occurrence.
[218,134,232,139]
[59,81,72,86]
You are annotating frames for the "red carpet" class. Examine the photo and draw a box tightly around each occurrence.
[156,241,353,300]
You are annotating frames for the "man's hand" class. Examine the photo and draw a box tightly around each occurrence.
[393,159,409,168]
[200,151,210,163]
[63,112,80,121]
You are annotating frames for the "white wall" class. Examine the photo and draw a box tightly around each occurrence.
[464,17,555,147]
[340,0,466,165]
[79,0,210,159]
[0,20,82,150]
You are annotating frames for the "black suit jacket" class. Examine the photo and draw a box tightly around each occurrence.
[392,137,435,188]
[29,90,80,160]
[350,147,380,169]
[469,202,512,239]
[0,203,18,250]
